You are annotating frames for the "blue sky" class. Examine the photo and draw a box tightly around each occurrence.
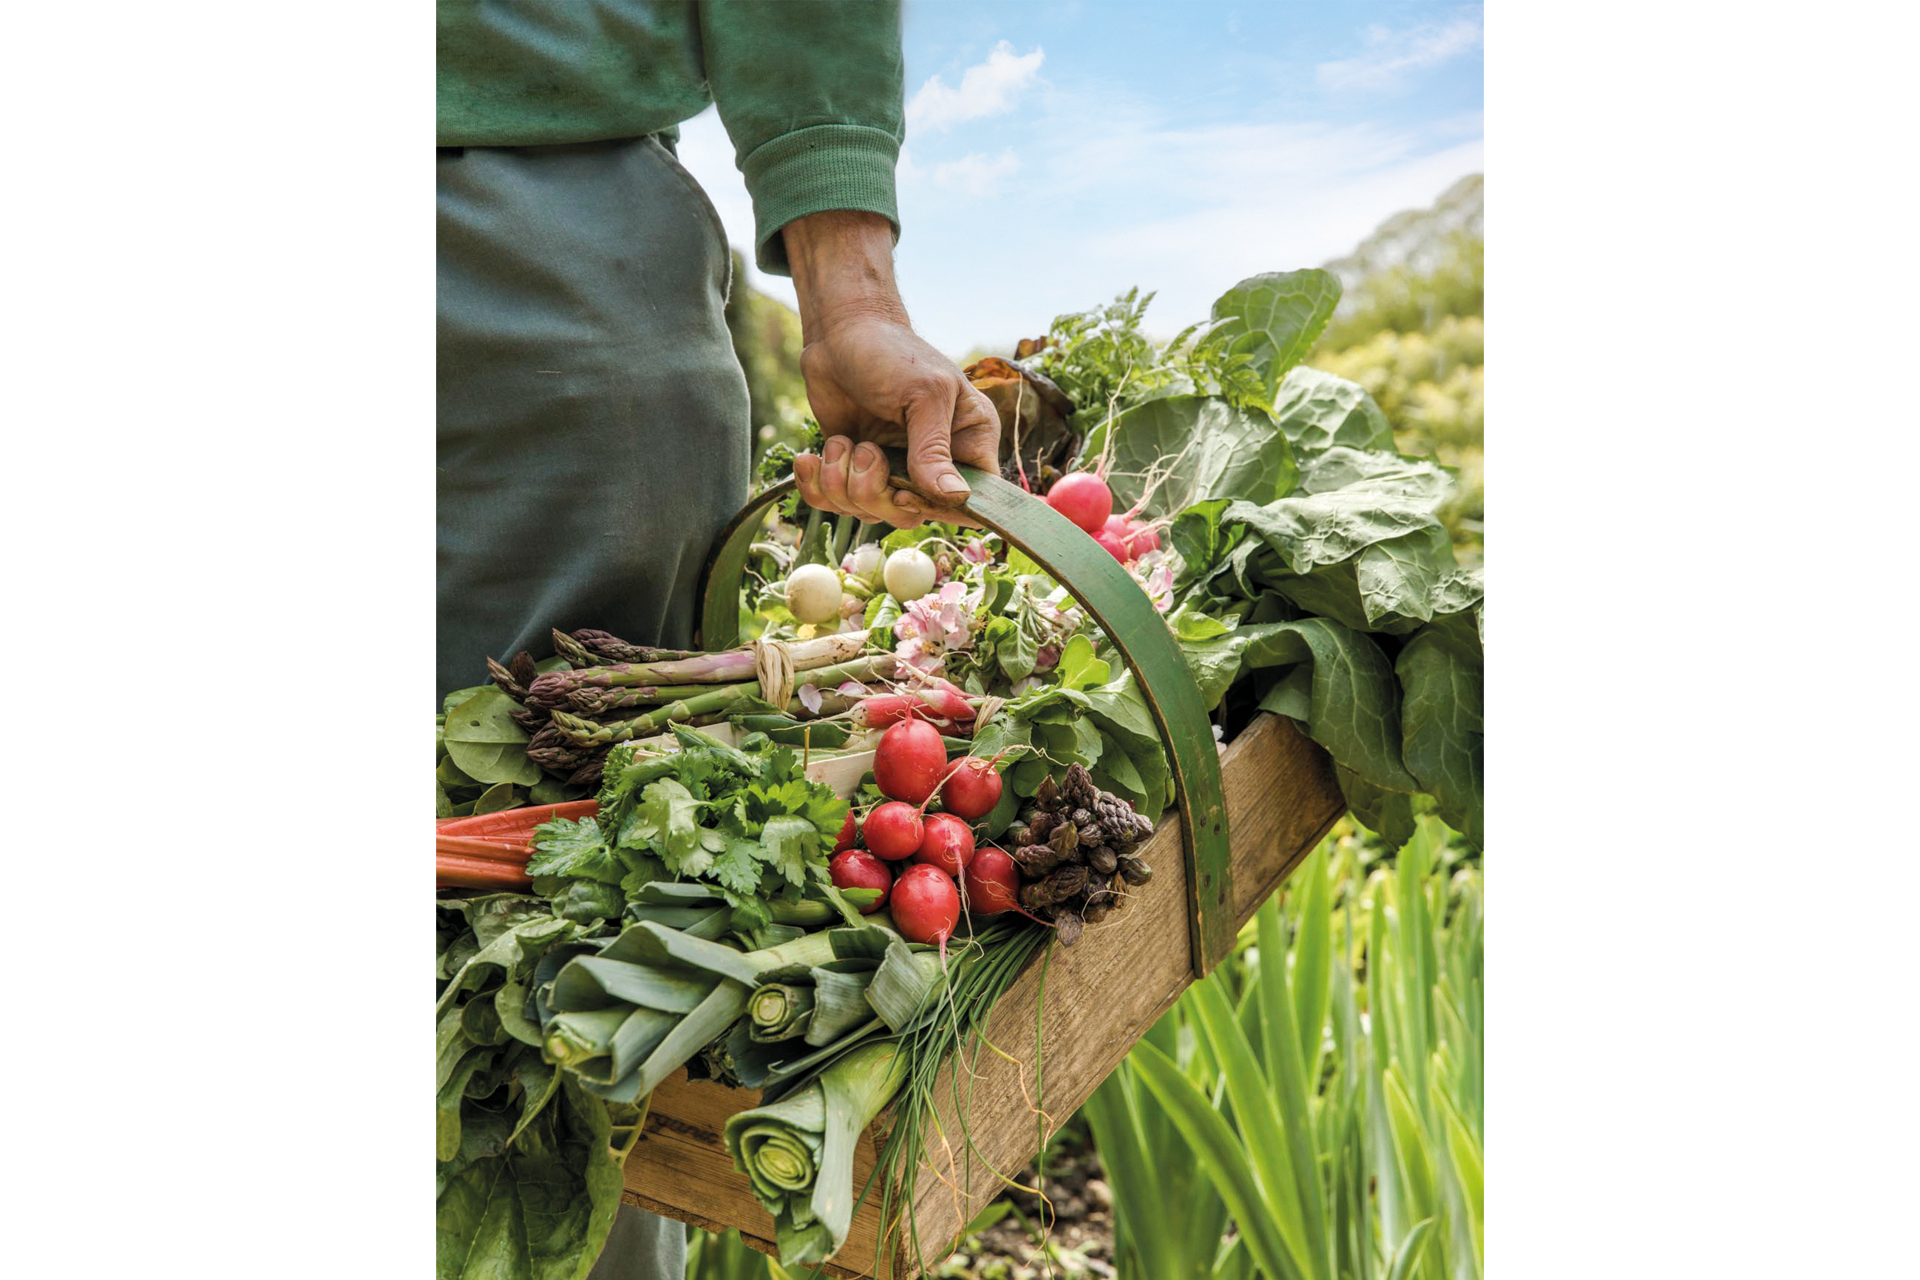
[676,1,1483,356]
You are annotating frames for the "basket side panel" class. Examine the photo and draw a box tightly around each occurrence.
[898,714,1346,1271]
[618,1070,889,1278]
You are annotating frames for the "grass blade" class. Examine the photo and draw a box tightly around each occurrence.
[1129,1039,1306,1280]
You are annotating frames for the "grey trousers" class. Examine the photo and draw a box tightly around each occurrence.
[437,135,751,696]
[437,134,751,1277]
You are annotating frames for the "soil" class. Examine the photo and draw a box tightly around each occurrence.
[931,1122,1117,1280]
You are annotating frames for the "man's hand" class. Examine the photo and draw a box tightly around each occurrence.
[782,211,1000,528]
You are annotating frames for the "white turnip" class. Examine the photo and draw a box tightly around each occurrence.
[786,563,844,625]
[883,547,936,601]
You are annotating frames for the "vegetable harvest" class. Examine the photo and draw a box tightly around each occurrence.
[434,255,1484,1279]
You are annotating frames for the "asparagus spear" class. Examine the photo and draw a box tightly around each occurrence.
[571,629,699,665]
[550,629,601,670]
[566,683,723,715]
[548,654,895,746]
[525,632,869,709]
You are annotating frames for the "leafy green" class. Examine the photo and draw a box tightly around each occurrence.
[525,818,623,886]
[443,687,542,787]
[1209,268,1343,400]
[1394,615,1485,848]
[534,730,853,938]
[436,1073,621,1280]
[1084,394,1298,519]
[1271,367,1397,458]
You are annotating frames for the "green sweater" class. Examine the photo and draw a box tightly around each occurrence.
[437,0,904,275]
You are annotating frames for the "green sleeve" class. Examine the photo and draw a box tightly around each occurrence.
[698,0,905,276]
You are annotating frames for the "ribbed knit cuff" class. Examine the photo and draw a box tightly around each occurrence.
[742,123,901,276]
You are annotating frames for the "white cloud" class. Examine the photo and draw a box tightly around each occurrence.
[1317,11,1482,93]
[906,41,1044,134]
[932,149,1021,197]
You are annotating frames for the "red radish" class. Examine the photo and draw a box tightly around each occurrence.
[914,812,976,877]
[829,848,892,913]
[1093,528,1130,561]
[863,801,925,860]
[832,810,858,854]
[853,687,974,731]
[901,674,976,721]
[891,863,961,946]
[1126,521,1160,557]
[962,845,1021,915]
[940,756,1003,820]
[1046,471,1114,533]
[874,718,949,804]
[1102,514,1132,541]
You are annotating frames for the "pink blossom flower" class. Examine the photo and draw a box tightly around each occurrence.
[797,684,823,714]
[1129,550,1175,613]
[892,582,980,674]
[1034,643,1060,672]
[962,538,992,563]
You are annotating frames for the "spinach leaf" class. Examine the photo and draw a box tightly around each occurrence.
[436,1075,620,1280]
[444,687,542,787]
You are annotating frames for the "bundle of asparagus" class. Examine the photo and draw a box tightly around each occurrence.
[486,628,891,785]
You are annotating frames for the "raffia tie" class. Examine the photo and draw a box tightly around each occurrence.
[970,694,1006,736]
[752,637,796,712]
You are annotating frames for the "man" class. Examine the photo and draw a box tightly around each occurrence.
[437,1,998,1273]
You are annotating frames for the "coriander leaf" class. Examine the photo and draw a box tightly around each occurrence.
[709,836,765,898]
[639,779,704,870]
[526,817,624,886]
[758,815,821,889]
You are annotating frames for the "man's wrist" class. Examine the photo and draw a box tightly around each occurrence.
[782,210,910,343]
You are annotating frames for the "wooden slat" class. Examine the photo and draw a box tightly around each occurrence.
[619,1069,889,1279]
[617,713,1346,1278]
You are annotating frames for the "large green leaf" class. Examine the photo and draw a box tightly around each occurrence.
[444,687,542,787]
[1210,269,1343,398]
[436,1076,620,1280]
[1271,367,1396,457]
[1084,394,1297,520]
[1184,618,1417,793]
[1395,616,1484,849]
[1223,491,1473,635]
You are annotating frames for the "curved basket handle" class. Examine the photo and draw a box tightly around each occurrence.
[697,454,1234,975]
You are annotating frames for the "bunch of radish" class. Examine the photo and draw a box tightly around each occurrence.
[1044,470,1158,564]
[825,717,1020,950]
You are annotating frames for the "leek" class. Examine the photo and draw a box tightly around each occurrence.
[725,1039,909,1268]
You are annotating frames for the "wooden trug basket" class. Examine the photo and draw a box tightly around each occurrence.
[621,459,1346,1277]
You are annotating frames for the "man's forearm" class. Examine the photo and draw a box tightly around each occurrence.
[782,211,909,342]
